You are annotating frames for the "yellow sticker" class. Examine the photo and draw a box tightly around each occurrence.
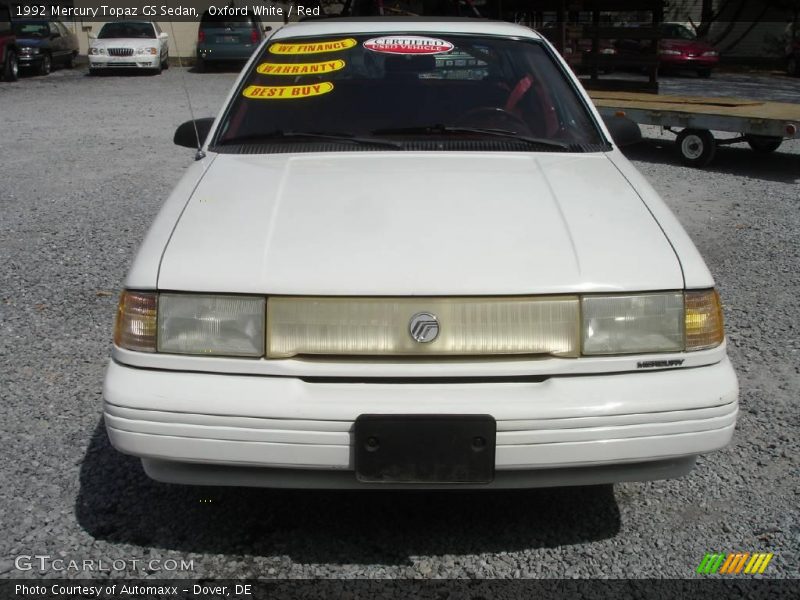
[243,82,335,100]
[257,59,346,76]
[269,38,357,55]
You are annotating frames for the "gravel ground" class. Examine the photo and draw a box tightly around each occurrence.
[0,66,798,581]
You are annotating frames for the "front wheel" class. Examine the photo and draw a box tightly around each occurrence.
[676,129,716,167]
[3,49,18,81]
[39,53,51,75]
[745,135,782,153]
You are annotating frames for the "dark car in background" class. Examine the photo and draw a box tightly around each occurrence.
[0,2,17,81]
[195,10,264,71]
[13,20,78,75]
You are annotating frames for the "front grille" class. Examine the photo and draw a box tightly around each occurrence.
[108,48,134,57]
[267,296,581,359]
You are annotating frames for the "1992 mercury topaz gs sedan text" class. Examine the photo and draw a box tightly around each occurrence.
[103,18,739,489]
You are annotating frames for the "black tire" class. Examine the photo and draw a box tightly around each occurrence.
[697,68,711,78]
[162,54,169,70]
[676,128,716,167]
[65,53,75,69]
[195,57,205,73]
[3,49,18,81]
[39,53,51,76]
[88,67,99,76]
[745,135,782,154]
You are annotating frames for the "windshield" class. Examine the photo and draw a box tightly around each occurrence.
[12,21,49,37]
[98,22,155,39]
[662,24,696,40]
[214,33,606,152]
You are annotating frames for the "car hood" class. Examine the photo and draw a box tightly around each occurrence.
[91,38,158,48]
[157,152,683,295]
[662,39,714,53]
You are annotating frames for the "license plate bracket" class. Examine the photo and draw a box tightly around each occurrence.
[354,414,496,484]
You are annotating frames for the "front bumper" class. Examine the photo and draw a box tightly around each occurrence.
[89,55,159,69]
[660,55,719,69]
[18,54,42,67]
[197,45,257,62]
[103,356,738,488]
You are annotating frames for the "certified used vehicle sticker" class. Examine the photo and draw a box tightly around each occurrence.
[363,36,454,55]
[243,82,335,99]
[269,39,357,55]
[256,59,346,76]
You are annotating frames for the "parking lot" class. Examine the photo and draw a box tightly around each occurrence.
[1,66,798,579]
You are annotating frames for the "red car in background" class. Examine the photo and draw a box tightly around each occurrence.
[0,2,18,81]
[658,22,719,78]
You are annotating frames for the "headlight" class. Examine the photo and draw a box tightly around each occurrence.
[702,50,718,57]
[582,292,685,355]
[684,289,724,350]
[114,291,157,352]
[89,47,107,55]
[660,49,682,55]
[21,47,40,55]
[136,47,158,55]
[158,294,265,357]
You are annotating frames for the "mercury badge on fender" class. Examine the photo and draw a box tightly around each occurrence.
[103,18,739,489]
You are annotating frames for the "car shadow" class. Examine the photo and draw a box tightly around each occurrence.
[76,420,621,566]
[85,69,162,77]
[622,137,800,184]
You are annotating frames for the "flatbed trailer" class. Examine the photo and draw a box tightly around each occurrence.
[589,90,800,167]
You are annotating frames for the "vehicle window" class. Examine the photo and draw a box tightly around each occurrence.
[200,12,253,29]
[662,24,695,40]
[49,22,59,36]
[215,33,605,151]
[98,22,156,39]
[13,21,49,37]
[56,22,69,37]
[0,6,11,33]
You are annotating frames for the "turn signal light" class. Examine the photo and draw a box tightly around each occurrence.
[114,291,157,352]
[685,289,725,350]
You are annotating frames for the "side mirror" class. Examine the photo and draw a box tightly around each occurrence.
[174,118,215,149]
[159,32,168,39]
[263,25,272,33]
[602,114,642,147]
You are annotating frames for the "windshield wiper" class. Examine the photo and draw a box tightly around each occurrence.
[218,130,405,149]
[372,125,570,150]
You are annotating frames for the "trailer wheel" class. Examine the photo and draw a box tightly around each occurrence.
[745,135,782,154]
[676,129,716,167]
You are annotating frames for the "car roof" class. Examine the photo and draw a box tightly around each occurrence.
[272,18,542,41]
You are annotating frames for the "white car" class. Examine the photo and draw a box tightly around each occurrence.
[88,21,168,74]
[103,19,738,489]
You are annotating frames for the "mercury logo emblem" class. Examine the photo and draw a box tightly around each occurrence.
[409,312,439,343]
